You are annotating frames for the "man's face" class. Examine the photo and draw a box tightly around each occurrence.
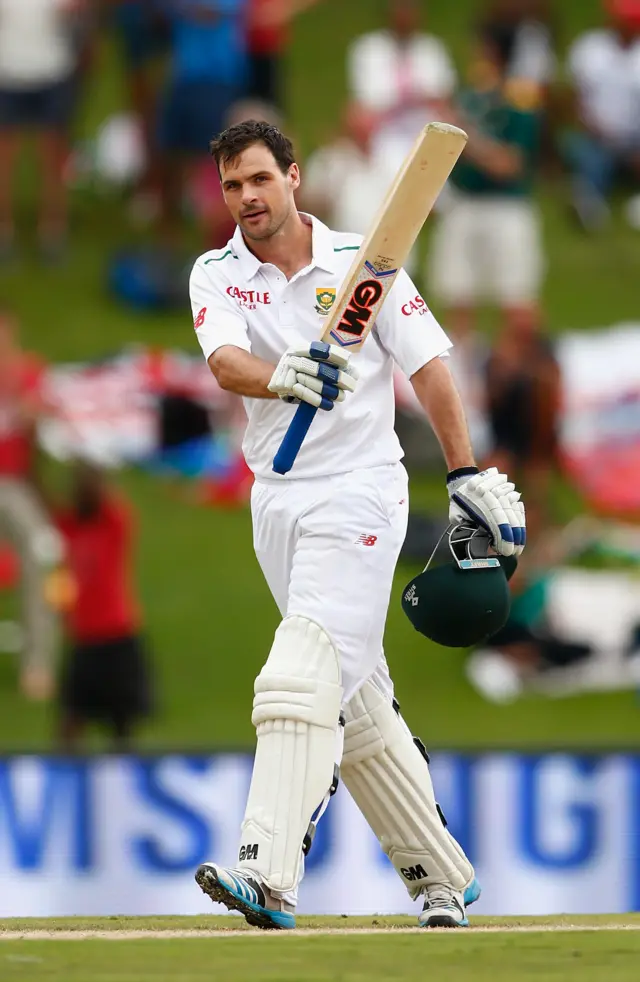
[219,143,300,242]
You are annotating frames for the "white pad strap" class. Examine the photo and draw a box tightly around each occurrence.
[238,615,342,893]
[341,678,474,899]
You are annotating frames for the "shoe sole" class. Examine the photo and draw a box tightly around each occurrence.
[420,914,469,928]
[195,865,295,931]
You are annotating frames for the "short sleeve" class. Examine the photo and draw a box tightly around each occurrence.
[375,268,452,378]
[189,259,251,362]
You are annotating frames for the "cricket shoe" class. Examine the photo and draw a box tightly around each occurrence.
[418,884,469,928]
[464,876,481,908]
[195,862,296,930]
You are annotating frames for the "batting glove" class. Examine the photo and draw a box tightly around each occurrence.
[268,341,359,411]
[447,466,526,558]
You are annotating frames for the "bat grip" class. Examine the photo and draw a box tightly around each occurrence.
[272,401,318,474]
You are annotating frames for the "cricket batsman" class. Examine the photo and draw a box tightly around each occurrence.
[189,120,526,929]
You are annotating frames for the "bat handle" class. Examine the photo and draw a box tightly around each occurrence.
[272,401,318,474]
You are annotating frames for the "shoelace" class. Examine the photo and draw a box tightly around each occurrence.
[422,888,458,909]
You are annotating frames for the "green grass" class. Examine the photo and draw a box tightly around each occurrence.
[1,0,640,752]
[2,914,640,932]
[1,918,640,982]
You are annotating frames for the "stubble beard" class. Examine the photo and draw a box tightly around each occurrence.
[241,201,291,242]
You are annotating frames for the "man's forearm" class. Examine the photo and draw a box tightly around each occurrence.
[208,346,278,399]
[410,357,475,472]
[461,124,523,179]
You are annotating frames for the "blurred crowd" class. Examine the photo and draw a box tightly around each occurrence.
[2,0,640,743]
[1,0,638,248]
[2,0,638,500]
[0,0,321,255]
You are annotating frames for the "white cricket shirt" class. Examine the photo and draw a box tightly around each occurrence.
[189,214,452,480]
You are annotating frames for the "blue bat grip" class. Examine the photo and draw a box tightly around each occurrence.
[272,401,319,474]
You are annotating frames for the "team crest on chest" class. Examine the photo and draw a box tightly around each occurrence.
[315,288,336,315]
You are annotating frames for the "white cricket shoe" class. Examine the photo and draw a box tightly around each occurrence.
[195,861,296,930]
[418,883,469,928]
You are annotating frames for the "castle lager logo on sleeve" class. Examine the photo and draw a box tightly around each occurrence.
[401,295,429,316]
[226,286,271,309]
[315,288,336,315]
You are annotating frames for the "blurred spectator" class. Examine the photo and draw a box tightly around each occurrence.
[347,0,456,162]
[467,568,592,704]
[108,1,170,223]
[484,311,561,503]
[302,102,382,215]
[479,0,556,90]
[158,0,249,244]
[300,99,417,276]
[0,311,62,701]
[564,0,640,231]
[246,0,321,107]
[428,25,544,343]
[478,1,562,177]
[55,463,152,752]
[0,0,92,262]
[465,512,616,704]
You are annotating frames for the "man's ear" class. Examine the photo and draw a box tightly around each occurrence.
[289,163,301,193]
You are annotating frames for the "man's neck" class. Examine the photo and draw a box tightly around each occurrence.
[243,210,313,280]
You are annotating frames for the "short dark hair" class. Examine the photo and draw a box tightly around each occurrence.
[209,120,295,177]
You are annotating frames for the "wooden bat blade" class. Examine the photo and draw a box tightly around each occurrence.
[321,122,468,350]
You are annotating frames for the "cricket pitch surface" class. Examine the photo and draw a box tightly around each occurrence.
[1,914,639,981]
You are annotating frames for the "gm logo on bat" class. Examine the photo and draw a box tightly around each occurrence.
[330,261,397,347]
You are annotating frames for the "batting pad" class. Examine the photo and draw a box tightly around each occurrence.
[238,615,342,894]
[341,678,474,899]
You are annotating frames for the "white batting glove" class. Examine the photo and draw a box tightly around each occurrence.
[268,341,359,411]
[447,466,526,558]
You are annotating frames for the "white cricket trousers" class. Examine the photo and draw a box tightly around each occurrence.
[251,462,409,704]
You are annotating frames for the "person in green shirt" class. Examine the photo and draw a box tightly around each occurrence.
[429,24,545,343]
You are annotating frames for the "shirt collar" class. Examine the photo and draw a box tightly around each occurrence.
[231,224,262,280]
[231,213,337,280]
[306,213,338,275]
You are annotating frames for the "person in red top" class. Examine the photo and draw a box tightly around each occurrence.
[246,0,321,106]
[0,310,62,701]
[56,462,153,750]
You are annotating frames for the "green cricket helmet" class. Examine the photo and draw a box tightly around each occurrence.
[401,522,517,648]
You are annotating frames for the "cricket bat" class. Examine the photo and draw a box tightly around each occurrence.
[272,121,468,475]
